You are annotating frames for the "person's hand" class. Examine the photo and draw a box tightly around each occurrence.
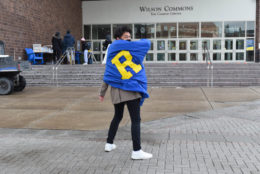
[99,96,104,102]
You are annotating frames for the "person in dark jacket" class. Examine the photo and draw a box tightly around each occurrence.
[103,34,112,51]
[51,32,62,64]
[62,30,75,64]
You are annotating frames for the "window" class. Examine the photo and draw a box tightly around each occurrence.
[168,41,176,50]
[84,25,91,40]
[179,41,187,50]
[225,40,233,50]
[190,40,198,50]
[0,41,4,55]
[168,53,176,61]
[224,21,245,37]
[213,40,221,50]
[92,25,111,39]
[179,23,199,38]
[134,24,155,39]
[202,40,210,50]
[93,41,101,51]
[94,54,101,62]
[236,53,244,61]
[201,22,222,37]
[150,41,154,50]
[236,40,244,50]
[213,53,221,61]
[157,53,165,61]
[156,23,177,38]
[146,53,154,61]
[179,53,187,61]
[225,53,233,61]
[157,40,165,50]
[247,21,255,37]
[190,53,198,61]
[246,51,254,61]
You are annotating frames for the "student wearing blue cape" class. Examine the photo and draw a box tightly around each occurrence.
[99,26,152,160]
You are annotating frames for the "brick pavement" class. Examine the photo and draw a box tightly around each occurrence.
[0,100,260,174]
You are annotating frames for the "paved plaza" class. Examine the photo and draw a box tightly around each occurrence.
[0,87,260,174]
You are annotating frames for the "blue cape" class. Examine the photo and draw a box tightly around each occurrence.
[103,39,150,106]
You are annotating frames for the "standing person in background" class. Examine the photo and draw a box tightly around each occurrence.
[99,26,153,160]
[51,32,62,64]
[81,37,89,65]
[102,34,112,64]
[103,34,112,51]
[62,30,75,64]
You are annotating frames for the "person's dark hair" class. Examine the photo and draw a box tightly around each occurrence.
[66,30,70,34]
[55,32,60,37]
[114,26,132,39]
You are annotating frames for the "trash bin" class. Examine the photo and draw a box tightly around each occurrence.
[75,51,81,64]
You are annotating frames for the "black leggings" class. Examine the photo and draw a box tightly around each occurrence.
[107,98,141,151]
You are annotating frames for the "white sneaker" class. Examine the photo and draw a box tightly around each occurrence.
[105,143,116,152]
[131,150,153,160]
[83,63,88,65]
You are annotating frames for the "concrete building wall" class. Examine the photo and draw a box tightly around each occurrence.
[0,0,82,60]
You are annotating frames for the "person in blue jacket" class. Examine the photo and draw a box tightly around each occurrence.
[99,26,153,160]
[62,30,75,64]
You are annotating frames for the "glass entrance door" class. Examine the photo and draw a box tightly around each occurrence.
[224,38,245,62]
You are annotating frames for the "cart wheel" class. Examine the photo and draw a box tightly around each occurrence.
[0,77,14,95]
[14,75,26,92]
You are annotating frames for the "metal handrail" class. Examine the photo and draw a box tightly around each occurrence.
[203,42,213,87]
[52,47,75,87]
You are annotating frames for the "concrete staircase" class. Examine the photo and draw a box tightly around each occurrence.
[21,63,260,87]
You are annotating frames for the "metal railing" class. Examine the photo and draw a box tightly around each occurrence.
[203,42,213,87]
[52,47,75,87]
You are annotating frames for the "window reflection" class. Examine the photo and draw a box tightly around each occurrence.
[236,53,244,60]
[157,40,165,50]
[179,53,187,61]
[247,21,255,37]
[84,25,91,40]
[201,22,222,37]
[225,53,233,61]
[213,53,221,61]
[146,53,154,61]
[168,53,176,61]
[190,53,198,61]
[246,51,254,61]
[0,40,4,55]
[93,41,101,51]
[150,41,154,50]
[213,40,221,50]
[179,41,187,50]
[236,40,244,50]
[92,25,111,39]
[224,21,245,37]
[225,40,233,50]
[156,23,177,38]
[168,41,176,50]
[157,53,165,61]
[202,40,210,50]
[134,24,155,39]
[94,54,101,62]
[190,40,198,50]
[179,23,199,38]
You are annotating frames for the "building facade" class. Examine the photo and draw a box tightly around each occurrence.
[0,0,82,59]
[82,0,259,63]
